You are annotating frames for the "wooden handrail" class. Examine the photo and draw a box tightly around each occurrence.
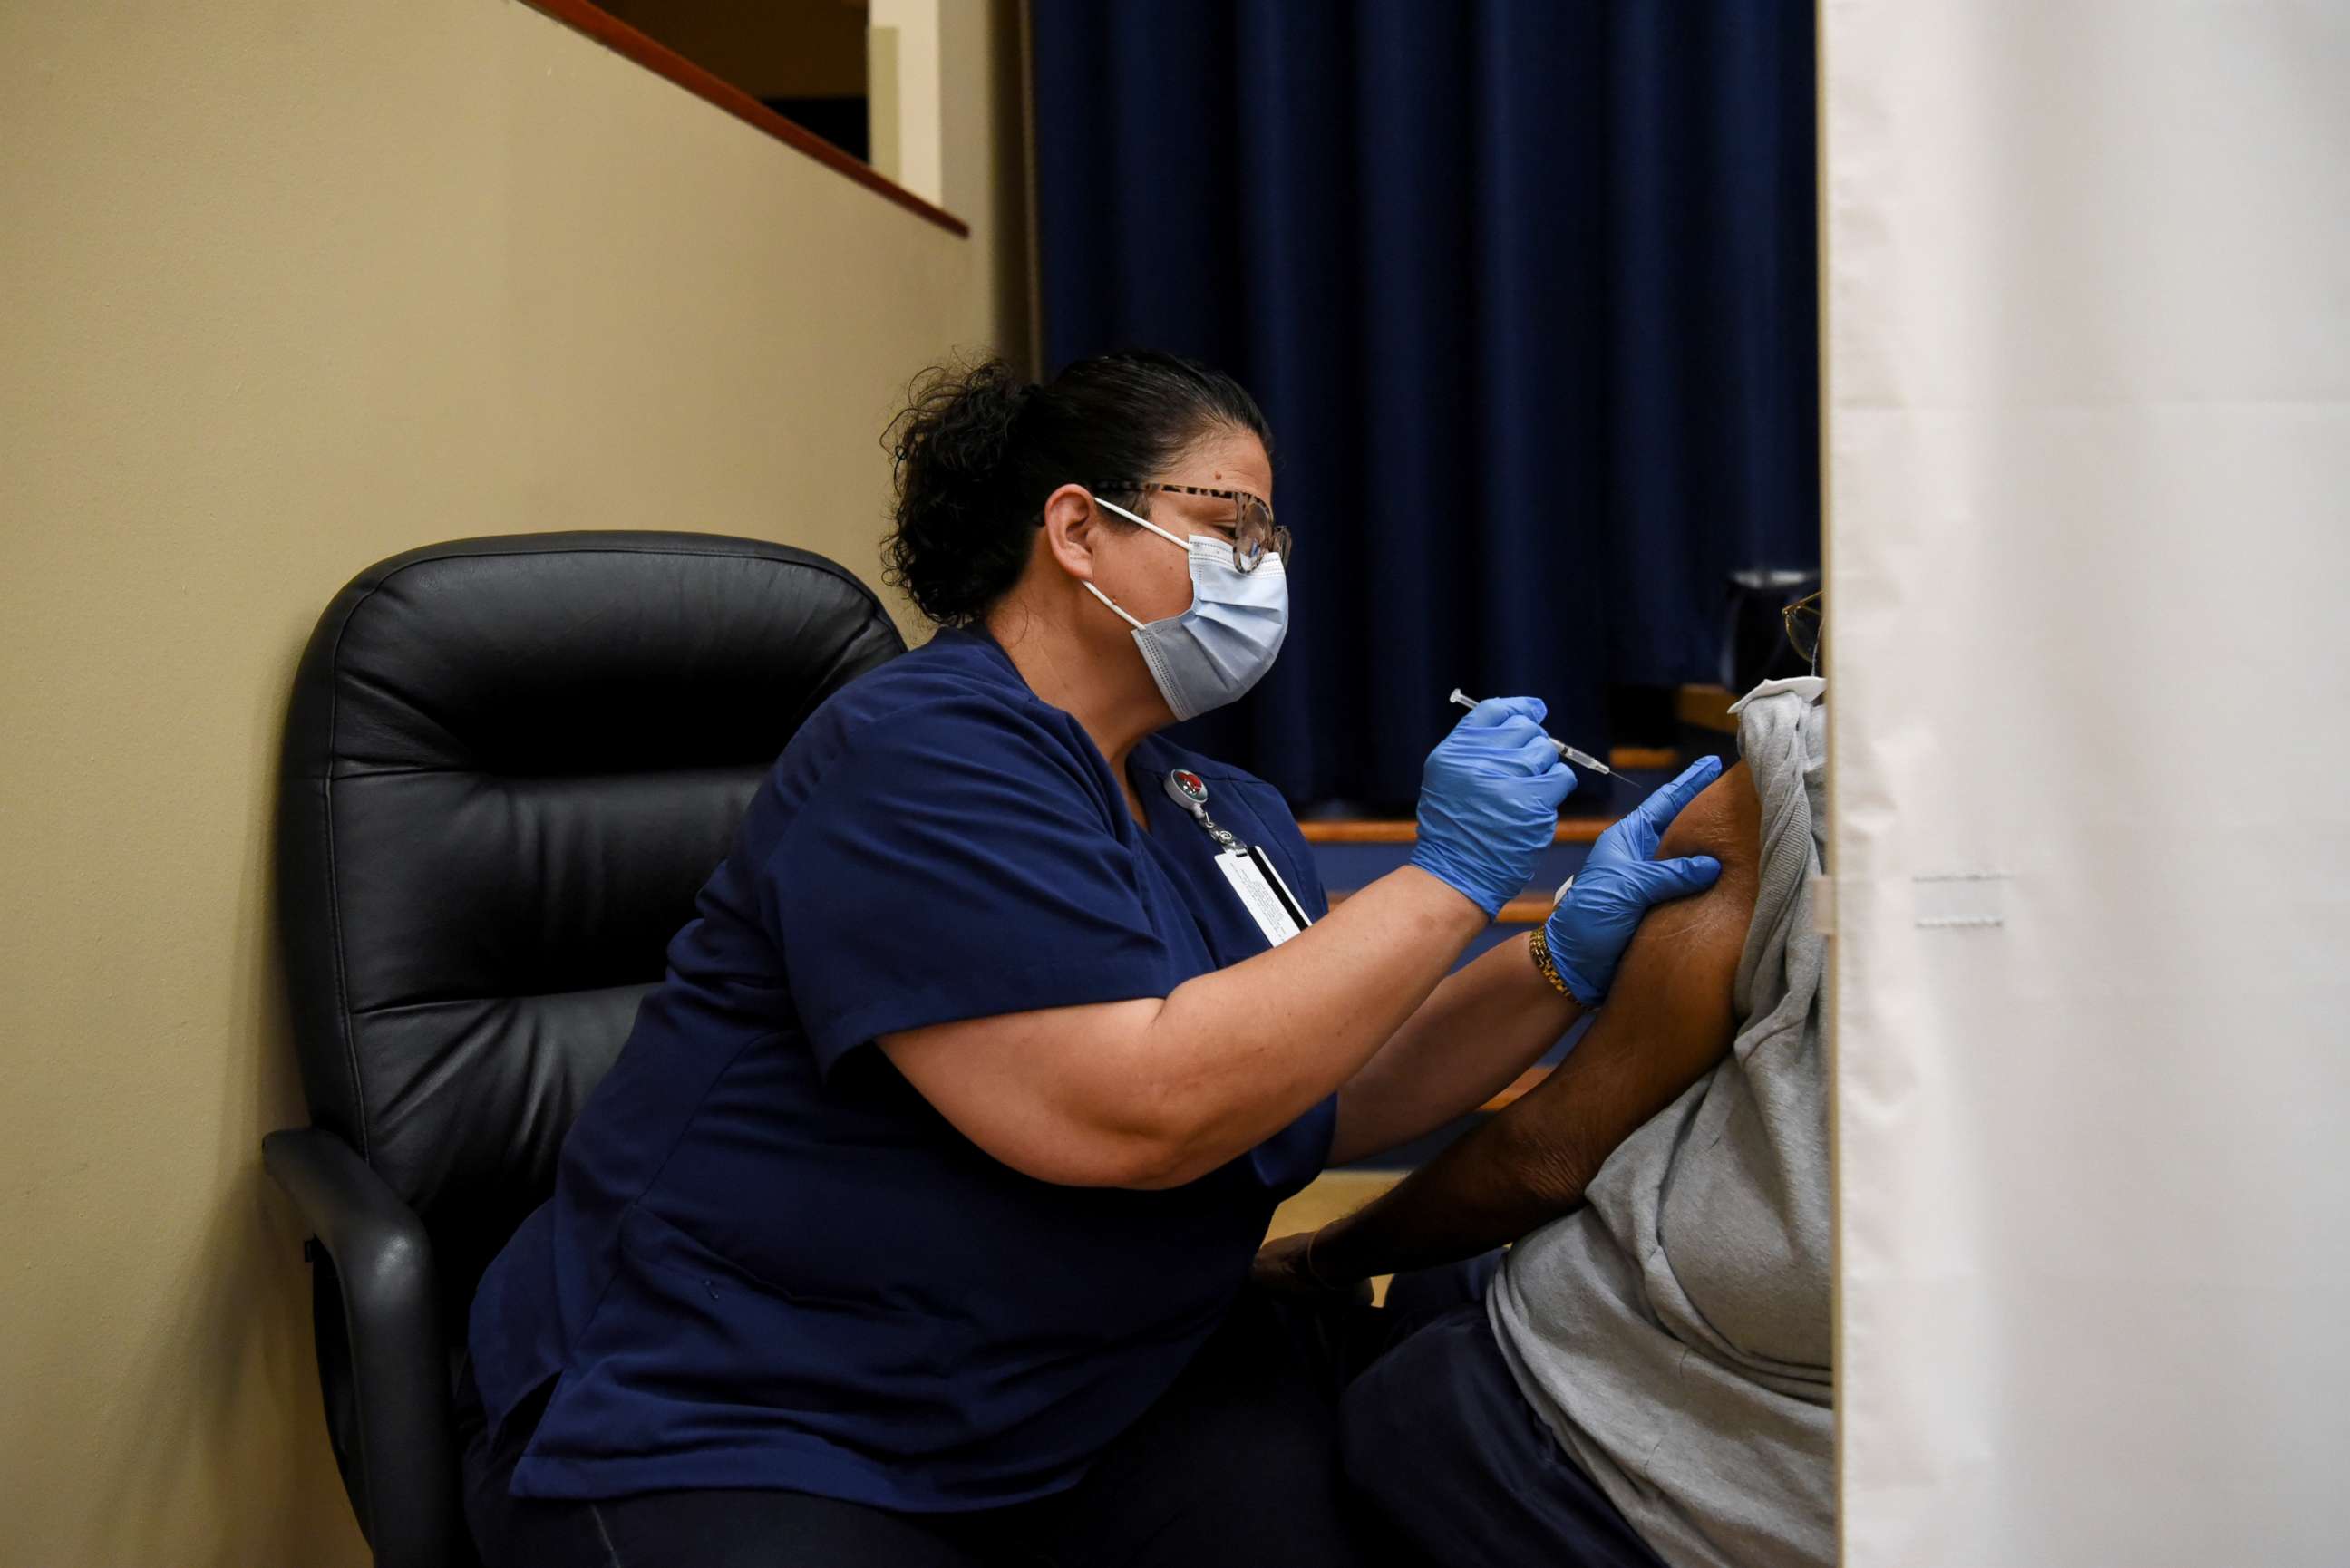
[518,0,969,237]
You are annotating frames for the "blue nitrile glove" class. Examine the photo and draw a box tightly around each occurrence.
[1543,756,1727,1003]
[1408,697,1578,917]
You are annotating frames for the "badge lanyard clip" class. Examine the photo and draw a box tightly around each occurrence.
[1162,769,1312,944]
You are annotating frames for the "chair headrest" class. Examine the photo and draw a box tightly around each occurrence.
[276,532,905,1317]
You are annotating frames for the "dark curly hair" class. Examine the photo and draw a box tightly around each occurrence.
[881,350,1273,628]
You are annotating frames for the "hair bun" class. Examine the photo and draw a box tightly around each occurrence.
[883,360,1036,626]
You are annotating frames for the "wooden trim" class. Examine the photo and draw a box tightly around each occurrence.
[1481,1063,1551,1113]
[1608,745,1682,771]
[1676,683,1739,734]
[1015,0,1046,378]
[1299,817,1613,847]
[517,0,970,237]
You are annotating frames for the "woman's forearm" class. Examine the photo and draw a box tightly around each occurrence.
[1128,865,1487,1184]
[1324,933,1582,1166]
[878,864,1488,1190]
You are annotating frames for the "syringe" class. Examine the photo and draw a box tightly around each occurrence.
[1448,688,1624,784]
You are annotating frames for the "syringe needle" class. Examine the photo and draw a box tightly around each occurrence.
[1447,687,1619,780]
[1557,744,1618,781]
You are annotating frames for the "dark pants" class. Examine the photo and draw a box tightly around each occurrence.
[456,1287,1386,1568]
[1335,1254,1668,1568]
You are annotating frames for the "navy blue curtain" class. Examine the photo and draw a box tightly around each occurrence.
[1033,1,1819,809]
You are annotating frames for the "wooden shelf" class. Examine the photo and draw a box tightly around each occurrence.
[1676,684,1738,734]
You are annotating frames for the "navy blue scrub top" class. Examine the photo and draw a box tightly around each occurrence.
[467,628,1335,1511]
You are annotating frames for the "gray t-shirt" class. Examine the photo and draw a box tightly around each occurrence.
[1490,687,1833,1568]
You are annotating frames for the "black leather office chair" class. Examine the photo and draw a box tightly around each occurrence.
[262,532,905,1567]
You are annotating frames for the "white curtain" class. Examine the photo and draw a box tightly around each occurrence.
[1821,3,2350,1563]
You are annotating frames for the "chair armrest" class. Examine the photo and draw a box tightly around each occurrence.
[264,1126,463,1568]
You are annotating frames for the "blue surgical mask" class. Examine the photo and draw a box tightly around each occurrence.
[1083,496,1289,721]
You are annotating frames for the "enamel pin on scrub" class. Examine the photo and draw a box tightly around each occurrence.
[1162,769,1313,946]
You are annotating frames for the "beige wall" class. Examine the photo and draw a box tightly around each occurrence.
[0,1,1027,1562]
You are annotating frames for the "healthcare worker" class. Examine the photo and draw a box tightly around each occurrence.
[456,351,1724,1568]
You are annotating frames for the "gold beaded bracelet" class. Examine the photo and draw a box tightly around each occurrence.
[1527,925,1576,999]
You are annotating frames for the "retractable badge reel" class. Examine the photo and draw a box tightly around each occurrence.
[1163,769,1312,946]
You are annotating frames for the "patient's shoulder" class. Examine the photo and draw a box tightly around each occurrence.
[1656,760,1761,880]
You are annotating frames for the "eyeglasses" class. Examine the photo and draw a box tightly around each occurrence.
[1783,590,1824,673]
[1096,481,1291,573]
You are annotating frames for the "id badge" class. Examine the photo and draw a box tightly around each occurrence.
[1215,847,1312,947]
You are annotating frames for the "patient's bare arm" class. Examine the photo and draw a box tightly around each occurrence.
[1295,762,1762,1285]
